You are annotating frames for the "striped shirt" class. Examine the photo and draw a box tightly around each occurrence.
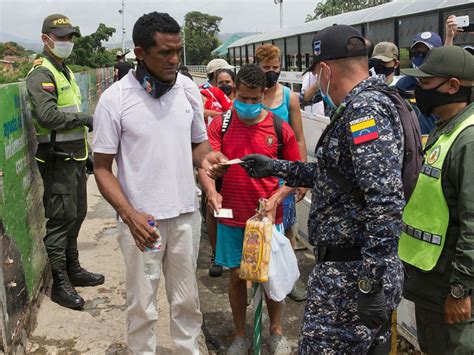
[208,109,300,227]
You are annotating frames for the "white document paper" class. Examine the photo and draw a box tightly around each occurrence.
[219,159,243,166]
[214,208,234,218]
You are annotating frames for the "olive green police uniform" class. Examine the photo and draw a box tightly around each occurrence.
[26,14,104,310]
[399,46,474,354]
[27,54,89,266]
[401,104,474,353]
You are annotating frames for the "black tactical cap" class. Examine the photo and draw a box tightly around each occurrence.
[305,24,367,74]
[42,14,81,37]
[401,45,474,81]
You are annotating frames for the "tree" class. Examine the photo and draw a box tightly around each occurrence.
[306,0,392,22]
[0,41,34,57]
[184,11,222,65]
[69,23,116,68]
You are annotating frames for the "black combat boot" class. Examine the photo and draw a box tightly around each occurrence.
[51,267,85,310]
[66,249,105,287]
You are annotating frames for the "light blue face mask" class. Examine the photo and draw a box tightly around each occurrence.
[234,99,262,120]
[318,67,337,110]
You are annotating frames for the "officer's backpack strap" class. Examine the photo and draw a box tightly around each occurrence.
[368,85,423,201]
[221,110,285,159]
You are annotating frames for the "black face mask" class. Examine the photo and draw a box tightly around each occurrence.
[135,61,176,99]
[219,84,233,96]
[265,70,280,88]
[368,58,395,77]
[415,80,472,116]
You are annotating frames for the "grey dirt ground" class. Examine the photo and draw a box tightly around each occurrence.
[24,174,314,354]
[198,217,314,355]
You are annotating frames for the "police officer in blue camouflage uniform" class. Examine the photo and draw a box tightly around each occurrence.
[240,25,405,354]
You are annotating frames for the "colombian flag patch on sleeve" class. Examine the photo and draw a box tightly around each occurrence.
[350,117,379,145]
[41,82,55,92]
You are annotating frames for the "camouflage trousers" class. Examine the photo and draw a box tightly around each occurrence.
[298,259,403,354]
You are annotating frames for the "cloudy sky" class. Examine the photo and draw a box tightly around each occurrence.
[0,0,319,42]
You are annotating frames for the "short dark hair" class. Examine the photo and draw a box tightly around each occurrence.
[207,72,215,83]
[235,64,266,90]
[216,68,236,83]
[133,12,180,51]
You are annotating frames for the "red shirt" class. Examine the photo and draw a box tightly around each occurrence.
[201,87,232,123]
[208,109,301,227]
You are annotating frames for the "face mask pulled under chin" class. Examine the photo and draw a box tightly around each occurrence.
[415,81,472,116]
[135,61,176,99]
[46,35,74,59]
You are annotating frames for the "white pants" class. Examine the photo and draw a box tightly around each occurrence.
[118,211,202,354]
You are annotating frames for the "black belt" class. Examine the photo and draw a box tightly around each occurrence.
[315,246,362,262]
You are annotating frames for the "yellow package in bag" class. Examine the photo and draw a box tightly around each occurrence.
[239,199,273,282]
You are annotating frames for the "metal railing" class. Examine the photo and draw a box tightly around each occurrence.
[188,65,242,77]
[187,65,207,75]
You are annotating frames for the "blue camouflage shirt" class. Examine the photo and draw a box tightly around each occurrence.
[273,76,405,283]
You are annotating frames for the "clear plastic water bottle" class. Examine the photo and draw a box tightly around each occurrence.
[143,220,162,280]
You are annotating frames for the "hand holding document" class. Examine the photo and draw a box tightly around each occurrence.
[219,158,244,166]
[214,208,233,218]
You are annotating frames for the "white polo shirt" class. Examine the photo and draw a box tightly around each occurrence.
[93,71,207,220]
[302,72,325,116]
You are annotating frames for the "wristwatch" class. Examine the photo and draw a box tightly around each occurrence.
[450,284,471,299]
[358,279,382,294]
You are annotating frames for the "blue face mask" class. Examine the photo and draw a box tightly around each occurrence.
[411,53,426,68]
[234,99,262,120]
[317,67,337,110]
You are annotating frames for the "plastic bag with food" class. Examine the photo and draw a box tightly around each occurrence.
[239,199,273,282]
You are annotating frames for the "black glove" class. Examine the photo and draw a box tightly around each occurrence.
[86,155,94,175]
[241,154,275,178]
[86,117,93,132]
[357,289,388,329]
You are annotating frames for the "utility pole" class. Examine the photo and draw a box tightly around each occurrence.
[118,0,125,51]
[274,0,284,28]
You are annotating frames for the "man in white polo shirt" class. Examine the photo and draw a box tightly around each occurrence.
[93,12,223,354]
[301,69,325,116]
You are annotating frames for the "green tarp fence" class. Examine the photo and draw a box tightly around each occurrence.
[0,67,113,351]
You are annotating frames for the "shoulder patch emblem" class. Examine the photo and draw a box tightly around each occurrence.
[427,145,441,165]
[41,82,55,92]
[349,116,379,145]
[33,58,43,67]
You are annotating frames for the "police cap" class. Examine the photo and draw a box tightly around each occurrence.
[42,14,81,38]
[305,25,367,74]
